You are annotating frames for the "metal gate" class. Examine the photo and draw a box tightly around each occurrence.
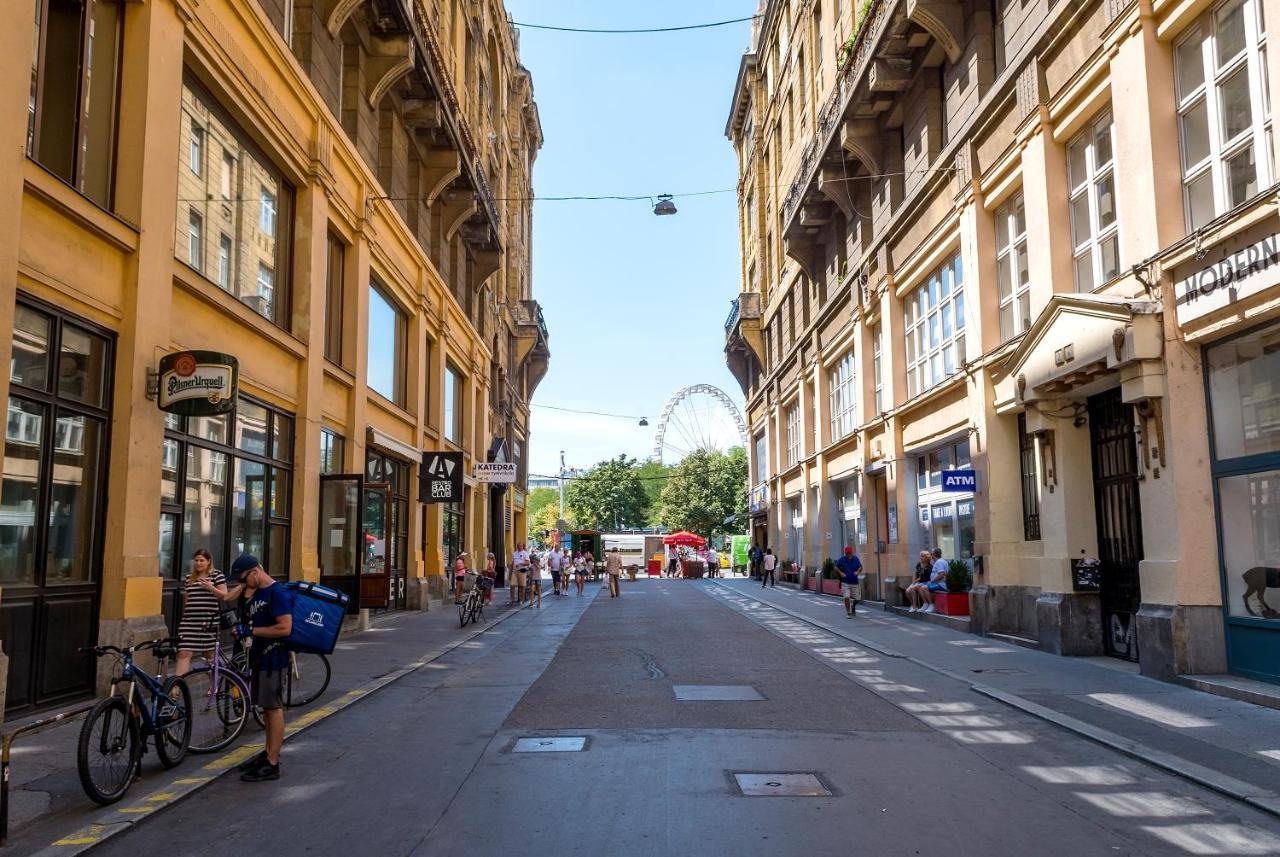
[1088,389,1144,661]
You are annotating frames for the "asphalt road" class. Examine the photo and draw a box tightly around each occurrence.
[87,579,1280,857]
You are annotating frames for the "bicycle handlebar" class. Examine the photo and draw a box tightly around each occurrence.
[78,637,180,658]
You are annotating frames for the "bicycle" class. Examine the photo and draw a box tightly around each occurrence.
[459,570,492,627]
[77,638,192,806]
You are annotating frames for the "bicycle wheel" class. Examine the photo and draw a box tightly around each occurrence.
[185,667,250,753]
[155,676,192,769]
[459,597,472,627]
[284,652,331,707]
[77,695,141,806]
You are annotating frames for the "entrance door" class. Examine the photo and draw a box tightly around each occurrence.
[319,474,363,612]
[1088,388,1144,661]
[360,483,391,609]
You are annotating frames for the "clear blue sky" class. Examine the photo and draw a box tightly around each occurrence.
[505,1,753,479]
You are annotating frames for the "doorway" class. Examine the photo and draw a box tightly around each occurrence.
[1088,388,1144,661]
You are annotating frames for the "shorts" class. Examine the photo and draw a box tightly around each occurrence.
[515,570,528,587]
[550,569,562,581]
[927,582,948,593]
[254,668,285,710]
[842,582,862,599]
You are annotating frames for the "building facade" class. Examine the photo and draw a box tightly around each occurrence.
[0,0,547,715]
[725,0,1280,684]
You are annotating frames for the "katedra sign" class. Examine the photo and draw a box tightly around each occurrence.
[475,462,517,483]
[157,350,239,416]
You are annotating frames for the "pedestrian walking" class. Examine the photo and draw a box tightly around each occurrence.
[548,545,564,595]
[527,552,542,607]
[761,547,776,587]
[175,548,227,676]
[605,547,623,597]
[749,542,763,579]
[836,545,863,617]
[574,551,587,595]
[511,542,530,604]
[666,550,679,578]
[230,554,292,783]
[482,552,497,602]
[706,546,720,579]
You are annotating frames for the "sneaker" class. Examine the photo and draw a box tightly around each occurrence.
[240,760,280,782]
[237,750,267,772]
[923,604,935,614]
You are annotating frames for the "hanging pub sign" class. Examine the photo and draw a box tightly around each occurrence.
[421,450,464,503]
[157,350,238,416]
[475,462,518,484]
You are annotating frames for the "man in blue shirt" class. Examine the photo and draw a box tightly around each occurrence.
[231,554,293,782]
[835,545,863,618]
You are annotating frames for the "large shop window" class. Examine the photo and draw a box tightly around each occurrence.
[444,362,463,445]
[915,438,975,560]
[367,284,406,406]
[995,193,1032,340]
[1207,320,1280,621]
[828,348,857,443]
[1178,0,1272,232]
[2,301,112,587]
[442,500,465,568]
[905,253,966,399]
[175,78,293,328]
[28,0,123,208]
[159,397,293,580]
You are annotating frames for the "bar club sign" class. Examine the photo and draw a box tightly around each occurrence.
[157,350,239,416]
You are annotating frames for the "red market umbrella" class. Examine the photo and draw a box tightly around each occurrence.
[662,531,706,548]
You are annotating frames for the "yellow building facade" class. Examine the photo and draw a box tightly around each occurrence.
[0,0,547,715]
[727,0,1280,684]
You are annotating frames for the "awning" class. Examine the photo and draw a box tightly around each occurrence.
[663,531,706,547]
[366,427,421,461]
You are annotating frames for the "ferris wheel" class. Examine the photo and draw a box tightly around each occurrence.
[653,384,749,464]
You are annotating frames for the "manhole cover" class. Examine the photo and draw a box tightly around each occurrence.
[734,773,830,796]
[512,737,587,753]
[673,685,765,701]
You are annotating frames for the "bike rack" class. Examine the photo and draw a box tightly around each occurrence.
[0,701,97,847]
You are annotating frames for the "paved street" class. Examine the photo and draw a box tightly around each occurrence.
[34,577,1276,856]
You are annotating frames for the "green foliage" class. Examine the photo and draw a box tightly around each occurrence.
[781,559,793,572]
[822,557,840,579]
[634,459,674,526]
[526,487,564,541]
[946,559,973,593]
[564,454,650,531]
[657,447,748,537]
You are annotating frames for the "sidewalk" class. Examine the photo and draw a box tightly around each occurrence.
[719,578,1280,817]
[3,592,544,851]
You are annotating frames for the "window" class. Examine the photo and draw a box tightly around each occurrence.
[189,125,203,176]
[319,428,344,475]
[367,284,406,406]
[176,79,292,327]
[1178,0,1272,232]
[27,0,123,208]
[1018,413,1041,540]
[915,438,974,559]
[785,402,801,466]
[444,363,463,444]
[995,193,1032,340]
[324,232,346,366]
[904,252,966,398]
[217,235,232,289]
[1067,112,1120,291]
[828,348,857,442]
[872,324,885,416]
[754,431,769,482]
[188,211,203,272]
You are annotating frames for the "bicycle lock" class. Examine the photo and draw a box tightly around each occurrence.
[0,701,97,846]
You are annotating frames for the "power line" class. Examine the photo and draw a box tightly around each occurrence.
[510,16,759,34]
[531,403,646,420]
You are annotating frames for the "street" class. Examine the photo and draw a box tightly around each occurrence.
[64,578,1280,857]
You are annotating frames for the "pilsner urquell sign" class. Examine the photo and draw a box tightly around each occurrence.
[157,350,239,416]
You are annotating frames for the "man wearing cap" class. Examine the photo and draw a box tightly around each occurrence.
[229,554,293,782]
[835,545,863,618]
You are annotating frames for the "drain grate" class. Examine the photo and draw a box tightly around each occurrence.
[673,685,765,701]
[512,737,587,753]
[734,773,830,796]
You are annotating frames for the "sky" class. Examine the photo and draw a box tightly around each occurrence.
[504,1,753,481]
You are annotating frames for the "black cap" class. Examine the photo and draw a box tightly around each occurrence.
[230,554,261,581]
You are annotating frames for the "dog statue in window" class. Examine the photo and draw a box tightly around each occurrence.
[1242,566,1280,619]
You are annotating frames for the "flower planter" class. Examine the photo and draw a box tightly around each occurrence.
[932,592,970,616]
[804,576,818,592]
[821,579,843,596]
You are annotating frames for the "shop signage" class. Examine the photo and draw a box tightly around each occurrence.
[750,483,769,514]
[1175,231,1280,325]
[941,469,977,492]
[420,451,464,503]
[475,462,517,483]
[157,350,238,416]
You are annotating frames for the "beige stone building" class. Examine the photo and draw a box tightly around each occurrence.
[0,0,547,716]
[725,0,1280,684]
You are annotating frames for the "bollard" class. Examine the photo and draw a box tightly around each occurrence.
[0,702,96,847]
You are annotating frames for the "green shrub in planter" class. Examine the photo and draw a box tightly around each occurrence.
[781,560,793,572]
[946,560,973,593]
[822,558,840,579]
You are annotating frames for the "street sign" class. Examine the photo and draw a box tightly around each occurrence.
[475,462,517,483]
[157,350,238,416]
[941,469,977,493]
[420,451,464,503]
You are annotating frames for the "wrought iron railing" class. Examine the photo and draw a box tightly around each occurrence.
[724,298,741,333]
[516,300,549,342]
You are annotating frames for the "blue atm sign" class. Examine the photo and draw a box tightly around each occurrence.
[941,469,977,493]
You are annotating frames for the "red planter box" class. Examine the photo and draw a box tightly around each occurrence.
[821,579,843,596]
[804,576,818,592]
[932,592,970,616]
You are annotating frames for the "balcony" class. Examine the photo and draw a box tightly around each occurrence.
[514,299,551,397]
[724,291,764,397]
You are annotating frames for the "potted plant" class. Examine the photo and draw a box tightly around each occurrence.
[820,558,844,596]
[933,560,973,616]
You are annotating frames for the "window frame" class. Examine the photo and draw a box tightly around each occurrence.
[872,323,884,416]
[189,125,203,176]
[904,252,966,399]
[188,210,203,273]
[995,192,1033,340]
[785,401,801,467]
[828,348,857,443]
[324,231,347,367]
[217,234,232,290]
[444,362,464,446]
[1067,111,1120,292]
[1018,412,1041,541]
[367,282,407,407]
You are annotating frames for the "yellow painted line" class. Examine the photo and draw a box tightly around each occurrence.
[143,792,177,801]
[53,827,107,846]
[171,777,211,785]
[114,808,153,816]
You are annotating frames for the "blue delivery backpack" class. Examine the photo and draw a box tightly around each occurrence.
[281,581,349,655]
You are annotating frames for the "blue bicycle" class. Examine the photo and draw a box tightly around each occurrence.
[76,638,192,805]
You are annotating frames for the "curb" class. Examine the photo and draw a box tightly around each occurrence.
[708,581,1280,823]
[33,599,543,856]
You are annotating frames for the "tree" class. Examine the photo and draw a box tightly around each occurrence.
[634,459,674,526]
[658,447,748,537]
[564,455,650,530]
[525,487,561,542]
